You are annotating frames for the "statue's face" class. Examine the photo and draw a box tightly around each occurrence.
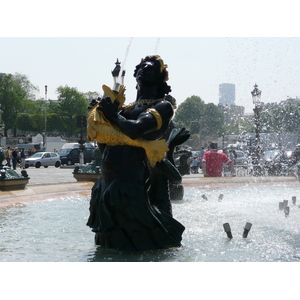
[135,60,160,86]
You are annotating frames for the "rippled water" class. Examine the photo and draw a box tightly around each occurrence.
[1,186,300,262]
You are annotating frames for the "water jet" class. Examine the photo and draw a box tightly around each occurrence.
[223,223,233,239]
[243,222,252,238]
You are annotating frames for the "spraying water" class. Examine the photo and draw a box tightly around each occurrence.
[119,37,133,83]
[154,37,160,54]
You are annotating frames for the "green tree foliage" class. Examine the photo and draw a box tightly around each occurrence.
[204,103,224,136]
[46,113,65,133]
[223,115,254,136]
[56,85,89,136]
[0,73,38,136]
[174,95,224,137]
[258,103,300,134]
[16,113,36,132]
[174,95,205,128]
[190,120,201,134]
[15,99,45,133]
[83,91,101,101]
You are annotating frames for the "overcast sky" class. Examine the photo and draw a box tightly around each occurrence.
[2,2,300,114]
[2,36,300,113]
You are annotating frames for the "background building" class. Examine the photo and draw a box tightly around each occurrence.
[219,83,235,105]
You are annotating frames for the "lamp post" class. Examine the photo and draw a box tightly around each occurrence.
[111,59,125,92]
[222,133,225,149]
[251,84,262,173]
[44,85,48,148]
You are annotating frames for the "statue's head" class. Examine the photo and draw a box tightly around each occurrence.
[134,55,171,97]
[134,55,168,83]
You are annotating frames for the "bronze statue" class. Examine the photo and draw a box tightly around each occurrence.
[86,55,189,251]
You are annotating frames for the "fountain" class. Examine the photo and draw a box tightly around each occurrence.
[0,149,29,190]
[1,184,300,262]
[73,148,102,183]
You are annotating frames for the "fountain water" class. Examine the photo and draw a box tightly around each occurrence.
[154,37,160,54]
[1,185,300,262]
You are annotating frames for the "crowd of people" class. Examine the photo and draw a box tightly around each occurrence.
[3,146,35,170]
[176,141,300,178]
[175,143,236,177]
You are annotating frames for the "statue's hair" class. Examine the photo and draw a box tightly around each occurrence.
[133,55,172,97]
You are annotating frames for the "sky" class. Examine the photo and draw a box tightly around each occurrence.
[1,36,300,114]
[1,1,300,114]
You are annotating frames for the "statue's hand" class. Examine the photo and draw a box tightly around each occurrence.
[87,97,100,110]
[97,97,120,123]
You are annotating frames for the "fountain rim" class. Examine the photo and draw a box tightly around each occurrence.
[0,175,298,208]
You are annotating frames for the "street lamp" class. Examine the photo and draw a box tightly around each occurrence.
[251,83,262,169]
[44,85,48,148]
[111,59,125,92]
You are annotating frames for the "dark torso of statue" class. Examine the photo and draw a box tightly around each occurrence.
[86,55,189,251]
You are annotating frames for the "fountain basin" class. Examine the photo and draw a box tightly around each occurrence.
[0,177,300,262]
[0,168,30,191]
[73,162,101,183]
[0,178,29,190]
[73,173,100,182]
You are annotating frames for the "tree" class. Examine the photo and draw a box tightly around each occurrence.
[252,102,300,136]
[56,85,89,136]
[173,95,205,128]
[174,95,224,137]
[190,120,201,134]
[16,113,36,132]
[83,91,101,101]
[0,73,38,136]
[204,103,224,136]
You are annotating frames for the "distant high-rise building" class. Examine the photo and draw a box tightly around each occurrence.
[219,83,235,105]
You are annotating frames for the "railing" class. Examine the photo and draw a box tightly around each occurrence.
[224,163,296,177]
[223,164,252,177]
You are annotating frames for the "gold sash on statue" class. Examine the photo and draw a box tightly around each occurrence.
[87,85,169,167]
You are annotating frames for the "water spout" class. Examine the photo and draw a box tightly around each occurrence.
[201,194,208,201]
[119,37,133,83]
[154,37,160,54]
[284,206,290,217]
[223,223,233,239]
[243,222,252,238]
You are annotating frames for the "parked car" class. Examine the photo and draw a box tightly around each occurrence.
[59,147,94,165]
[263,149,294,176]
[235,150,248,165]
[263,150,279,162]
[25,152,61,168]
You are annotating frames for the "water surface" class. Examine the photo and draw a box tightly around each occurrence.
[1,186,300,262]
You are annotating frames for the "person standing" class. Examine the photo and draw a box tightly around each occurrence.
[191,156,199,173]
[5,146,11,167]
[20,148,26,169]
[11,148,18,170]
[228,146,237,164]
[198,147,206,169]
[291,144,300,165]
[202,141,235,177]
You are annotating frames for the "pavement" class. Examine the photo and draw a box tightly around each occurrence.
[0,165,299,208]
